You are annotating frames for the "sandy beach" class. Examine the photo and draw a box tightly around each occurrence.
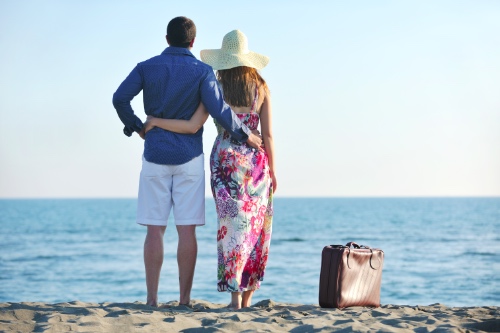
[1,299,498,333]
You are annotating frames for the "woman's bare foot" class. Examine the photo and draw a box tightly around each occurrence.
[228,292,242,310]
[242,290,254,308]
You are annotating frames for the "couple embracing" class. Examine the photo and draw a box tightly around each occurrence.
[112,16,276,310]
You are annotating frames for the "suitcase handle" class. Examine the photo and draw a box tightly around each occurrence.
[345,241,370,249]
[327,243,382,270]
[346,247,382,270]
[329,242,370,249]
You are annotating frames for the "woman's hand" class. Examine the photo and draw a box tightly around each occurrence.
[144,115,157,133]
[271,171,278,194]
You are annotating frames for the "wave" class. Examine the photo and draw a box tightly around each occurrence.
[275,237,306,243]
[461,251,497,257]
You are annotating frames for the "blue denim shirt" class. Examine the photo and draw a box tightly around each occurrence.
[112,47,251,165]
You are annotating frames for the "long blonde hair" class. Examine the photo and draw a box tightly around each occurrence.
[217,66,269,107]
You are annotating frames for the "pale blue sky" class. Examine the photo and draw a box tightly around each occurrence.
[1,0,499,198]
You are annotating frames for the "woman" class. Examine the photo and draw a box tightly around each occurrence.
[144,30,276,310]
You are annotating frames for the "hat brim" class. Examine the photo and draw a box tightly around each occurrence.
[200,49,269,70]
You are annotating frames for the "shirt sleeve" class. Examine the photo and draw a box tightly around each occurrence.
[200,71,251,142]
[112,65,144,137]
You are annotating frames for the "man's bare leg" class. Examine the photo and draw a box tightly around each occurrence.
[242,290,255,308]
[144,225,166,307]
[176,225,197,305]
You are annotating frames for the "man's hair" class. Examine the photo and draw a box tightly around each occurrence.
[167,16,196,48]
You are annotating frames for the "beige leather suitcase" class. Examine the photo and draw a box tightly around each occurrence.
[319,242,384,308]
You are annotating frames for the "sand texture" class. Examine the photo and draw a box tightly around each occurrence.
[0,300,498,333]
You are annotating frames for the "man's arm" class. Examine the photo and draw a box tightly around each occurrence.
[200,72,262,149]
[112,65,144,137]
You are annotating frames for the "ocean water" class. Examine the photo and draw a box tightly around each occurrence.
[0,198,498,307]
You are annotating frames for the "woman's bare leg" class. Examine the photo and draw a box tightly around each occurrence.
[230,292,242,310]
[241,290,254,308]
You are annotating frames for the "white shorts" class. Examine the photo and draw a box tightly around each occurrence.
[136,154,205,226]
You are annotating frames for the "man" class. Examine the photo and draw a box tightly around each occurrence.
[112,16,262,307]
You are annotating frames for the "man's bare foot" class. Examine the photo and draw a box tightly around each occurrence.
[146,294,159,307]
[179,302,193,309]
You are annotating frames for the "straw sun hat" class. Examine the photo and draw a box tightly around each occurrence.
[200,30,269,70]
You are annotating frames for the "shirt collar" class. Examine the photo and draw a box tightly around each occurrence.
[161,46,196,58]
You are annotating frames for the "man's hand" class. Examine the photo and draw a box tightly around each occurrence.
[246,130,263,150]
[138,127,146,140]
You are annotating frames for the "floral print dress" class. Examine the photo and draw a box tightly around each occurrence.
[210,89,273,292]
